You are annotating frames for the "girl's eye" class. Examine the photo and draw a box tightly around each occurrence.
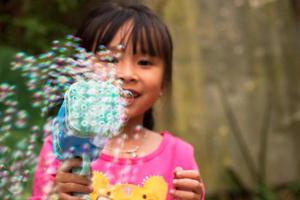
[137,59,153,67]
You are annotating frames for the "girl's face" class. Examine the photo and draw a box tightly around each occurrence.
[98,22,165,123]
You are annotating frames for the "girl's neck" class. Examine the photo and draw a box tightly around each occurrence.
[103,115,149,158]
[122,115,144,135]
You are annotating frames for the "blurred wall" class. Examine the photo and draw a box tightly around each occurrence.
[151,0,300,194]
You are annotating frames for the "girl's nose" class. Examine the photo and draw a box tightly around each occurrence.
[116,62,138,83]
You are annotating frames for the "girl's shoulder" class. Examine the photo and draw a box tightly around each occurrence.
[160,131,195,151]
[142,130,195,157]
[159,131,198,170]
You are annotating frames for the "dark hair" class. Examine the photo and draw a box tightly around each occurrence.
[76,2,173,130]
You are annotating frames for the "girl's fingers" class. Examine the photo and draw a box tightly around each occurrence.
[173,167,183,175]
[52,159,93,199]
[175,169,201,181]
[173,178,203,194]
[55,171,91,185]
[173,168,205,198]
[56,193,83,200]
[56,182,92,194]
[170,189,202,200]
[59,158,83,172]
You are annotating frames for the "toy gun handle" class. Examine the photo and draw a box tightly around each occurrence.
[71,153,91,199]
[71,153,91,176]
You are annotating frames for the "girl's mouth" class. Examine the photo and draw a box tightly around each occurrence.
[123,89,141,99]
[122,89,141,106]
[131,91,141,98]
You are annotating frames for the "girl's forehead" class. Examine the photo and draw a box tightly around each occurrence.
[109,21,134,46]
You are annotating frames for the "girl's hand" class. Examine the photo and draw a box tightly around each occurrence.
[171,167,205,200]
[50,158,93,200]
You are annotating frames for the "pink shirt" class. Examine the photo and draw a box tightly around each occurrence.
[30,132,205,200]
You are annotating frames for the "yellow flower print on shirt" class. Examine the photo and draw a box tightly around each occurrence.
[90,171,168,200]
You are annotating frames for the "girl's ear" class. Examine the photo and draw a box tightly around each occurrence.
[160,80,166,96]
[159,91,164,97]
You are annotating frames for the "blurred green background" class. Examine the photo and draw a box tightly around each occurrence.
[1,0,300,199]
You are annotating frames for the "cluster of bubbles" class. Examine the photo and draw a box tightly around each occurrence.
[0,83,40,199]
[1,35,132,199]
[65,79,127,138]
[12,35,96,116]
[11,34,131,138]
[0,83,28,133]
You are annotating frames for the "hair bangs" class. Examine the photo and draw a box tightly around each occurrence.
[130,14,164,58]
[94,12,166,59]
[95,11,132,51]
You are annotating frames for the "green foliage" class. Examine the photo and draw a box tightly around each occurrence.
[0,0,85,53]
[56,0,85,12]
[253,184,279,200]
[0,0,91,198]
[0,46,16,78]
[0,0,92,118]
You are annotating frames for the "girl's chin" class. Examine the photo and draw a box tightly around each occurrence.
[125,97,136,106]
[125,108,146,123]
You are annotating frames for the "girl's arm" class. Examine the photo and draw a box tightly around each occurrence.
[30,136,59,199]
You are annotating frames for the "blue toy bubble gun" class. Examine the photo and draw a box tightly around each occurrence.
[52,101,104,176]
[52,80,126,176]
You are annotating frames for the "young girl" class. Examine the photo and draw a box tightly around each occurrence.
[30,2,205,200]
